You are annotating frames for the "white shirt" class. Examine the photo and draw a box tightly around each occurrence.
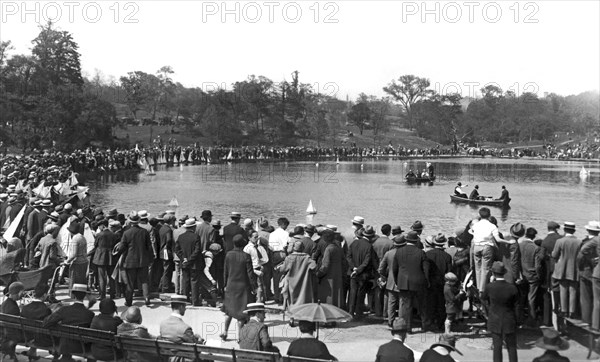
[470,219,500,247]
[243,243,269,272]
[269,228,289,252]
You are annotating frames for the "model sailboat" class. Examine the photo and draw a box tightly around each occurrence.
[168,196,179,207]
[306,200,317,215]
[580,166,589,178]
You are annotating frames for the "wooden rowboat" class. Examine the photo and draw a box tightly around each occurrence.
[450,194,511,207]
[405,175,436,183]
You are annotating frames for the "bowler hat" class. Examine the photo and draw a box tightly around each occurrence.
[491,261,506,275]
[510,222,526,238]
[201,210,212,219]
[431,334,463,355]
[535,326,569,351]
[99,298,117,314]
[404,231,419,243]
[411,221,424,231]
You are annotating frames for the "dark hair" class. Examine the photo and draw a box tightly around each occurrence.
[322,230,335,243]
[72,290,86,301]
[526,227,537,239]
[447,236,456,247]
[277,218,289,228]
[293,226,304,235]
[479,207,491,219]
[298,320,316,334]
[489,216,498,226]
[149,218,160,227]
[381,224,391,236]
[233,234,246,248]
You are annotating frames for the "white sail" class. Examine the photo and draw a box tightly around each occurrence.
[227,148,233,160]
[306,200,317,214]
[2,206,25,240]
[168,196,179,207]
[580,166,589,176]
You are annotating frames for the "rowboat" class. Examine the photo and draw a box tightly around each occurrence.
[405,175,436,183]
[450,194,511,207]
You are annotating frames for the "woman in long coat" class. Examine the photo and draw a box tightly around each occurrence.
[220,234,256,341]
[280,241,317,308]
[316,230,345,308]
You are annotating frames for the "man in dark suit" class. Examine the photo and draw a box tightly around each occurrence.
[43,284,95,361]
[195,210,215,252]
[482,261,518,362]
[392,231,430,333]
[223,212,245,253]
[346,225,375,317]
[92,219,118,299]
[375,318,414,362]
[21,284,53,361]
[159,214,176,293]
[540,221,562,326]
[119,214,153,306]
[175,219,204,306]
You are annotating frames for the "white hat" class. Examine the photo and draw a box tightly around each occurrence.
[183,219,197,228]
[351,216,365,225]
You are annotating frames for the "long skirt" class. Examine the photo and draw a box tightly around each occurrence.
[69,262,88,293]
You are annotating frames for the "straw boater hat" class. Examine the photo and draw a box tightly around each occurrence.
[183,219,197,228]
[352,216,365,225]
[244,302,265,314]
[231,212,242,218]
[563,222,576,232]
[584,221,600,232]
[137,210,149,220]
[128,214,140,224]
[71,283,88,293]
[211,220,221,227]
[510,223,526,238]
[535,326,569,351]
[171,295,189,305]
[433,233,447,247]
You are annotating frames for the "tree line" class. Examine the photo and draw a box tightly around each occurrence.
[1,23,597,152]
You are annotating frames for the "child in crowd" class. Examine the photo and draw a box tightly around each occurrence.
[444,272,466,334]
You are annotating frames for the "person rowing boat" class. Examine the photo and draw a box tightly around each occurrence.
[454,182,468,198]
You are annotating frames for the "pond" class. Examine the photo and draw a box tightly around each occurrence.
[85,158,600,238]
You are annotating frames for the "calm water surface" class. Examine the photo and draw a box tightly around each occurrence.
[86,158,600,237]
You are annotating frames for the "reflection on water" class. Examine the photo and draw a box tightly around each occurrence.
[84,159,600,238]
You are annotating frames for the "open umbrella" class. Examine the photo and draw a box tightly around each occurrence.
[287,302,352,339]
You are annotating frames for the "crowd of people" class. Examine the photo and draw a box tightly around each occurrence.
[1,186,596,361]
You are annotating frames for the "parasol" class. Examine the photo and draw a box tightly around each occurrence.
[287,302,352,339]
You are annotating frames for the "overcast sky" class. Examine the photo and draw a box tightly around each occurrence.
[1,1,599,100]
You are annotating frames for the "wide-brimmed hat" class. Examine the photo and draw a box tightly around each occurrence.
[41,199,52,207]
[68,221,80,235]
[391,225,404,235]
[411,221,424,231]
[121,306,143,323]
[535,326,569,351]
[352,216,365,225]
[391,317,408,333]
[431,334,463,355]
[510,222,526,238]
[362,225,376,238]
[107,208,118,217]
[392,234,406,246]
[434,233,447,246]
[128,214,140,224]
[71,283,88,293]
[404,231,419,243]
[183,219,197,228]
[244,302,265,314]
[491,261,506,275]
[137,210,149,220]
[563,222,576,231]
[211,220,221,227]
[585,221,600,232]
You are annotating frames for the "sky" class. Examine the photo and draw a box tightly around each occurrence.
[1,0,599,101]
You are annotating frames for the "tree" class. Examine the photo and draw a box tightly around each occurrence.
[347,102,371,135]
[383,75,433,130]
[119,71,159,120]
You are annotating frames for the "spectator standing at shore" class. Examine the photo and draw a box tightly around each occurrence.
[269,217,289,305]
[119,214,153,307]
[540,221,562,327]
[378,234,403,327]
[223,212,244,253]
[579,221,600,330]
[316,229,345,308]
[552,222,581,319]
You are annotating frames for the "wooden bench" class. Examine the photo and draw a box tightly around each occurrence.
[563,316,600,359]
[1,313,331,362]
